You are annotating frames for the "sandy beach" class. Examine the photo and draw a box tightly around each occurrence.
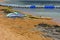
[0,11,53,40]
[0,6,60,40]
[0,0,4,2]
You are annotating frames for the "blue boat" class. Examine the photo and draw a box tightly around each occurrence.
[30,5,36,8]
[44,5,55,9]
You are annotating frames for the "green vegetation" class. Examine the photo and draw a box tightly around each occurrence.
[25,15,40,19]
[2,7,14,13]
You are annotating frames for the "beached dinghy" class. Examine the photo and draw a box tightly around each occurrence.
[6,12,25,18]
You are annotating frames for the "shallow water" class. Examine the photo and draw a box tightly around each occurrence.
[13,8,60,23]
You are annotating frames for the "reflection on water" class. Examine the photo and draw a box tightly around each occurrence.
[13,8,60,23]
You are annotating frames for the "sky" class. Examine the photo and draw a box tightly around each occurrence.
[4,0,60,1]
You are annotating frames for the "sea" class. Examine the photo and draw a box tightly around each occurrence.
[4,1,60,23]
[13,8,60,23]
